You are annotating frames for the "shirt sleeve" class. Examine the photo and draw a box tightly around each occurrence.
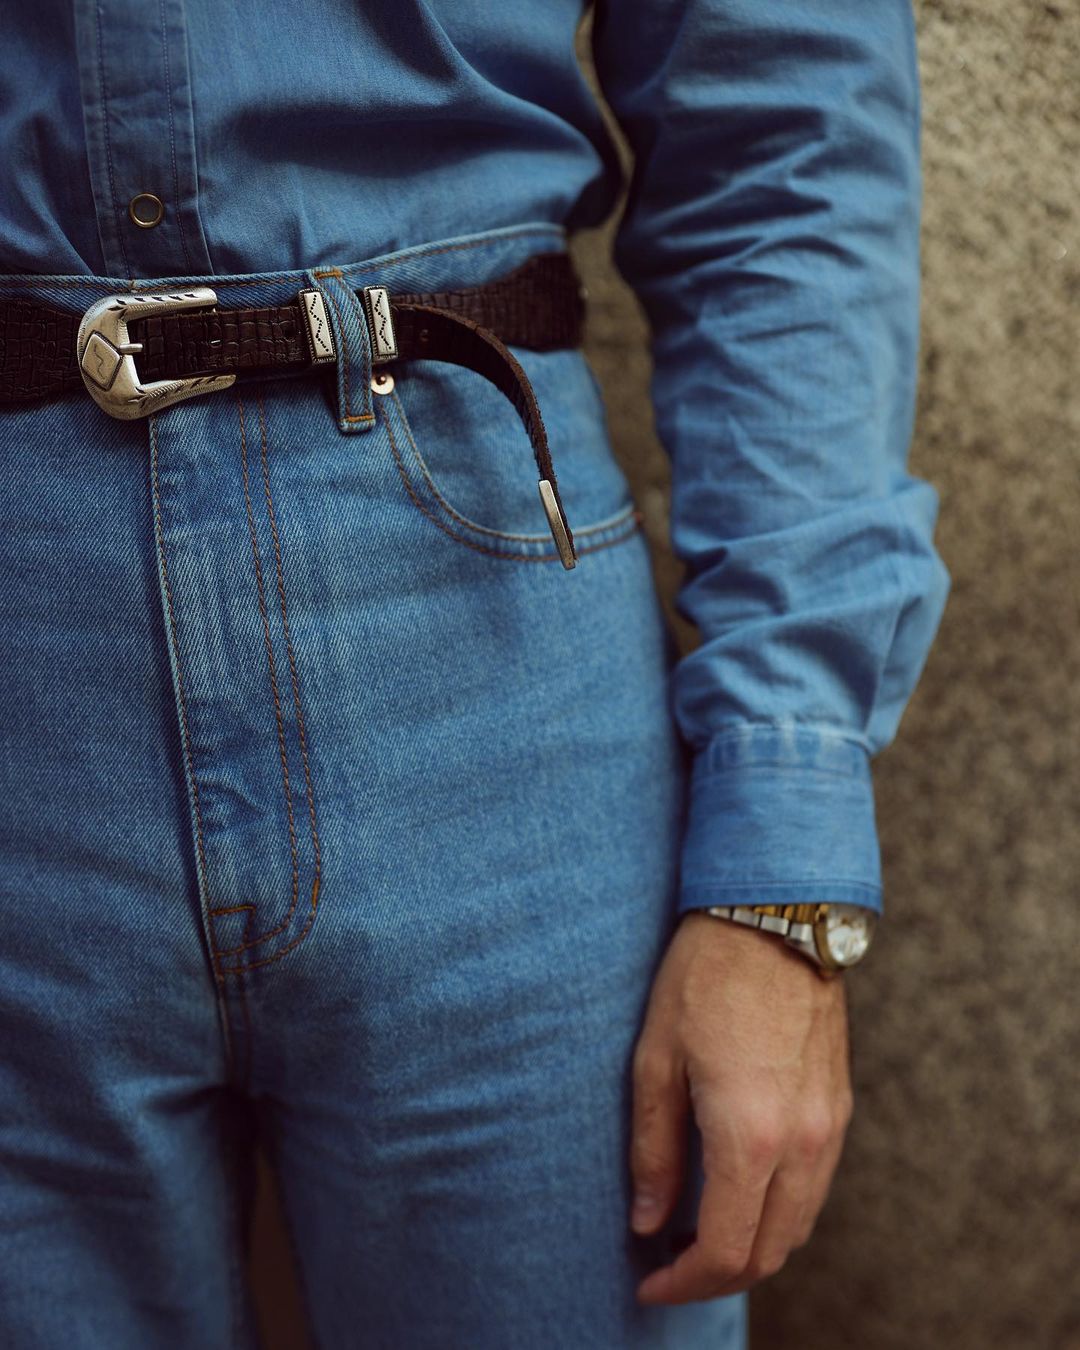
[588,0,951,918]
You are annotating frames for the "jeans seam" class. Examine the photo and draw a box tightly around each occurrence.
[151,413,242,1078]
[208,393,303,950]
[210,390,322,961]
[150,416,217,938]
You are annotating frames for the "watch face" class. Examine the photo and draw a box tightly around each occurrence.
[819,904,876,967]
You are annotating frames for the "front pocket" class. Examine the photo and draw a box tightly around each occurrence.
[376,344,643,563]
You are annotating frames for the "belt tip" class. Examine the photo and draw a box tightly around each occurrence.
[538,479,577,570]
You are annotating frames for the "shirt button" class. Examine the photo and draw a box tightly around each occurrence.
[128,193,165,229]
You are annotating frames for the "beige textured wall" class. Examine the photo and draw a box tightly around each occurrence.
[574,2,1080,1347]
[251,5,1080,1346]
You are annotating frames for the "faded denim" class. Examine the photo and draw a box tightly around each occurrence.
[0,0,950,1343]
[0,224,746,1346]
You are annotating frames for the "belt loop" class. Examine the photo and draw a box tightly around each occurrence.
[303,268,376,435]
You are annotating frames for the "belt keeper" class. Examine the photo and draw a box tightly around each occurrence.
[362,286,398,363]
[303,268,376,434]
[297,289,337,366]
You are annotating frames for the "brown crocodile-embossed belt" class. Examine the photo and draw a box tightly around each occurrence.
[0,251,585,568]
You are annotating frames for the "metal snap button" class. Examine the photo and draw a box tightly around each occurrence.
[370,371,395,396]
[128,193,165,229]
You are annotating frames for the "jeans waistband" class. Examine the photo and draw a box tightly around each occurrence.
[0,221,583,566]
[0,221,571,311]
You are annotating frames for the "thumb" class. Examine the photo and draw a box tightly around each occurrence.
[629,1037,689,1234]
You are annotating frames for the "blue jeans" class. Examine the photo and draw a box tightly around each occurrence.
[0,224,747,1348]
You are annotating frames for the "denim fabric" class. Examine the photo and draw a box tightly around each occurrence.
[589,0,953,915]
[0,226,747,1346]
[0,0,951,918]
[1,0,948,1342]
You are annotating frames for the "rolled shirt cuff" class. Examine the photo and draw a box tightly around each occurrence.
[676,723,884,917]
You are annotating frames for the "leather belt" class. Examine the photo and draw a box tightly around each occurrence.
[0,251,584,567]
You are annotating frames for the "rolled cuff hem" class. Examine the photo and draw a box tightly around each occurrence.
[675,723,884,919]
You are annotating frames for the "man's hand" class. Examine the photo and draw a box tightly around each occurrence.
[629,909,853,1304]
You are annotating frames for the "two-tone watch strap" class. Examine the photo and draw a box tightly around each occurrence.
[705,903,821,944]
[702,902,844,978]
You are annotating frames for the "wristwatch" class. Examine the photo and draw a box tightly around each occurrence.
[699,902,877,976]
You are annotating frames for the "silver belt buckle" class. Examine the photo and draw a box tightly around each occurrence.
[78,287,236,419]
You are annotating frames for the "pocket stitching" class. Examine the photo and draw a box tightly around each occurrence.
[388,387,637,544]
[380,398,643,563]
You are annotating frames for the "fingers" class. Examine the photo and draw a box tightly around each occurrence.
[628,1037,690,1235]
[731,1088,851,1290]
[635,1104,775,1304]
[635,1084,852,1304]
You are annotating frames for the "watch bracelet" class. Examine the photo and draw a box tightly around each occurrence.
[697,902,871,977]
[702,902,821,944]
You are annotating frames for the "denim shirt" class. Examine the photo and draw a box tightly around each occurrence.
[0,0,950,920]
